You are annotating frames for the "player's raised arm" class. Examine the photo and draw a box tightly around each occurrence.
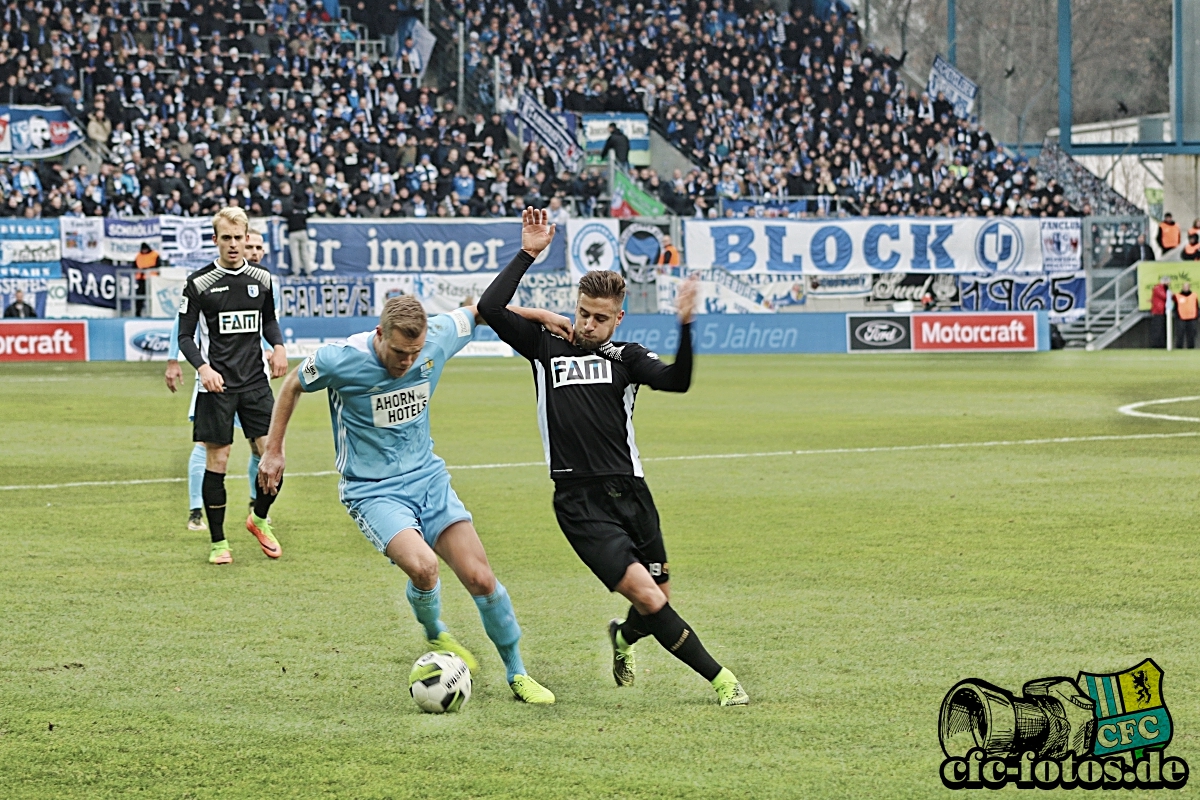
[462,302,573,341]
[257,365,303,495]
[631,273,698,393]
[478,208,559,358]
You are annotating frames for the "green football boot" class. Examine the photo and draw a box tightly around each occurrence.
[712,667,749,706]
[427,631,479,673]
[510,674,555,704]
[608,619,636,687]
[208,540,232,565]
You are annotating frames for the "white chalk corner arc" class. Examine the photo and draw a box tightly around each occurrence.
[1117,395,1200,423]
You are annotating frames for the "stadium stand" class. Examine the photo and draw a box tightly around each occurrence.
[0,0,1083,221]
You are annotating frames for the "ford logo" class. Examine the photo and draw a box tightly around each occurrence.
[131,329,173,354]
[855,320,907,345]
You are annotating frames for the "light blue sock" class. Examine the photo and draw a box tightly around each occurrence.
[406,579,448,640]
[188,443,205,510]
[473,582,526,682]
[248,453,260,501]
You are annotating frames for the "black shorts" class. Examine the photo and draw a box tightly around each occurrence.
[552,475,669,591]
[193,384,274,445]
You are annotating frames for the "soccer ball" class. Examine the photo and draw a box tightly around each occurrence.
[409,651,472,713]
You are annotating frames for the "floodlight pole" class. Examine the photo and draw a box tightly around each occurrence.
[1057,0,1071,151]
[947,0,956,66]
[1174,0,1184,146]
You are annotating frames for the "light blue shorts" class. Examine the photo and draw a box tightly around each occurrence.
[341,466,472,554]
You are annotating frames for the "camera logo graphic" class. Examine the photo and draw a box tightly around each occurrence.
[938,659,1188,790]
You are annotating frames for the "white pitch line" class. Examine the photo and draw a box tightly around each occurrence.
[3,431,1198,492]
[1116,395,1200,423]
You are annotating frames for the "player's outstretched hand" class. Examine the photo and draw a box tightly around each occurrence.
[164,359,182,393]
[198,364,225,393]
[676,273,700,324]
[258,450,284,496]
[521,207,556,257]
[269,345,288,379]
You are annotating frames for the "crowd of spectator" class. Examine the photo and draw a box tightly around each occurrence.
[486,0,1081,218]
[0,0,1106,222]
[0,0,598,221]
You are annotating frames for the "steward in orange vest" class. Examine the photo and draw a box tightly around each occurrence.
[1158,214,1181,251]
[1176,282,1198,349]
[1183,233,1200,261]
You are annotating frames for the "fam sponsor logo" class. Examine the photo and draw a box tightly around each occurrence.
[938,659,1188,790]
[0,320,87,361]
[551,355,612,388]
[218,310,260,335]
[370,382,430,427]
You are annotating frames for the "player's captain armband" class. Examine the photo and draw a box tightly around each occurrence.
[301,353,319,384]
[451,307,472,338]
[178,294,188,315]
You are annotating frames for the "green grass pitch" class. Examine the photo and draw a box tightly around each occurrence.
[1,351,1198,798]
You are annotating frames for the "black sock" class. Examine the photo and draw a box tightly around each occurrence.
[202,470,227,544]
[619,606,651,646]
[640,603,722,682]
[252,475,281,519]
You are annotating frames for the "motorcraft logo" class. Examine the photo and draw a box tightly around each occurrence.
[846,315,912,351]
[939,660,1188,790]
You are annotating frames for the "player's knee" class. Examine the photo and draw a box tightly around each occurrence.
[461,566,496,597]
[406,557,440,591]
[629,585,667,616]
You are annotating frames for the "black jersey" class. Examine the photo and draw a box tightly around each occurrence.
[479,251,692,482]
[177,260,283,393]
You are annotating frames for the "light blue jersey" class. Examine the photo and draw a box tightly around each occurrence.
[298,308,476,483]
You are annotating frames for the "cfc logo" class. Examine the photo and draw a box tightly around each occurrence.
[938,659,1187,790]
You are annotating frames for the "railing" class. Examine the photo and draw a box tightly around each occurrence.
[717,195,860,217]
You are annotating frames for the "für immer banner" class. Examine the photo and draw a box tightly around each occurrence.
[683,218,1076,275]
[265,219,566,275]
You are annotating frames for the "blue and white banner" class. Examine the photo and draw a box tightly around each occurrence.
[518,91,584,173]
[0,277,51,317]
[374,269,577,316]
[103,217,161,262]
[265,219,565,276]
[280,276,374,317]
[160,215,217,269]
[59,216,105,262]
[0,105,84,160]
[63,259,117,308]
[927,55,978,119]
[1039,218,1083,272]
[958,271,1087,322]
[0,220,61,278]
[682,218,1077,275]
[657,267,807,314]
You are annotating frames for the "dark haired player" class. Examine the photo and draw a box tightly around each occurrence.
[177,208,287,565]
[479,208,748,706]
